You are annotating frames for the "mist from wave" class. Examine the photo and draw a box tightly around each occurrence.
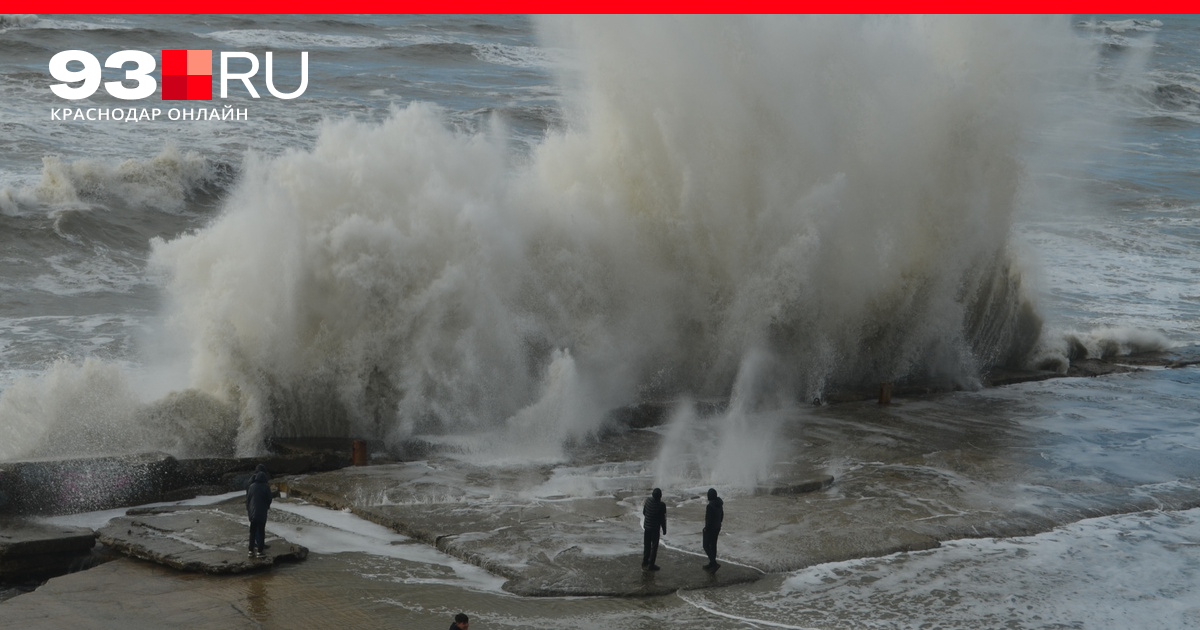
[0,16,1174,486]
[139,16,1092,463]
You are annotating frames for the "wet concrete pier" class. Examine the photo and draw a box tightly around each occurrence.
[3,350,1200,626]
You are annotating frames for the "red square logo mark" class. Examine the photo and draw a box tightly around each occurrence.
[161,50,212,100]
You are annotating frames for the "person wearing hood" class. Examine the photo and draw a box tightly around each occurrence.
[702,488,724,571]
[642,487,667,571]
[245,469,272,558]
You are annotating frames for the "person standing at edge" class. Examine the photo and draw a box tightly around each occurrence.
[702,487,724,571]
[449,612,469,629]
[246,468,272,559]
[642,487,667,571]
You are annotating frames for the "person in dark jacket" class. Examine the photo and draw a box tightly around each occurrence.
[245,470,272,558]
[448,612,469,629]
[702,487,724,571]
[642,487,667,570]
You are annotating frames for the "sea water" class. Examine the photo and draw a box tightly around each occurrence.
[2,14,1199,627]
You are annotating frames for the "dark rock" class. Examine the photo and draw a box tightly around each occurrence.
[1066,359,1138,378]
[982,368,1061,387]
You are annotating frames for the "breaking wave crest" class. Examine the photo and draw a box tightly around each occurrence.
[0,359,236,461]
[1028,327,1174,373]
[0,14,37,30]
[0,144,216,215]
[146,16,1089,457]
[0,17,1114,468]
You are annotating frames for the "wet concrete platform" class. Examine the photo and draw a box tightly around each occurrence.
[0,552,752,630]
[287,461,827,595]
[0,520,96,581]
[8,354,1200,623]
[97,506,308,574]
[0,559,263,629]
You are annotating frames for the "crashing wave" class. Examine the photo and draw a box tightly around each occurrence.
[143,16,1090,456]
[0,145,216,215]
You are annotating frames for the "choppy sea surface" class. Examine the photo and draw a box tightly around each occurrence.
[2,14,1200,628]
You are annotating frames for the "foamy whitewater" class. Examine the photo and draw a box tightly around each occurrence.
[3,14,1200,627]
[3,16,1092,459]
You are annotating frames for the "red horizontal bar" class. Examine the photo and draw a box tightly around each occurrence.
[7,7,1194,14]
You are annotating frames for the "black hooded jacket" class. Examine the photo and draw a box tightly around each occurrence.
[246,471,272,522]
[705,496,724,532]
[643,496,667,534]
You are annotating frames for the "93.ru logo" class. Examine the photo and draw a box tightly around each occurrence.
[49,50,308,100]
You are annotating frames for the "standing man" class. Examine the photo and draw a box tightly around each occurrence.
[642,487,667,571]
[702,487,724,571]
[448,613,469,629]
[246,468,272,559]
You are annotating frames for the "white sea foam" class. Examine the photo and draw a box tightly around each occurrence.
[30,253,149,297]
[141,17,1099,466]
[653,353,791,489]
[1078,19,1164,34]
[0,17,1108,469]
[269,502,509,593]
[41,491,243,530]
[680,507,1200,630]
[12,17,129,32]
[0,358,237,460]
[0,14,36,29]
[201,29,394,50]
[0,145,212,214]
[0,314,146,387]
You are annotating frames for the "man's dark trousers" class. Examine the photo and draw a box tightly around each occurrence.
[643,529,660,567]
[250,518,267,552]
[703,527,720,565]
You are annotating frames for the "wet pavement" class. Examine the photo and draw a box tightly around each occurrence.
[286,462,770,596]
[98,505,307,574]
[6,369,1200,627]
[0,554,751,630]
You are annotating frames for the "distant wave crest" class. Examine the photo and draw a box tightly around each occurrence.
[0,145,216,216]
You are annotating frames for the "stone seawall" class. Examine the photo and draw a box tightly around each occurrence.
[0,446,352,517]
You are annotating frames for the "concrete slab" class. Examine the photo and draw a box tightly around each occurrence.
[0,520,96,558]
[0,559,262,630]
[0,553,747,630]
[0,519,97,581]
[97,506,307,574]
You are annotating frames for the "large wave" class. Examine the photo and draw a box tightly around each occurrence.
[1,16,1105,468]
[147,16,1090,455]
